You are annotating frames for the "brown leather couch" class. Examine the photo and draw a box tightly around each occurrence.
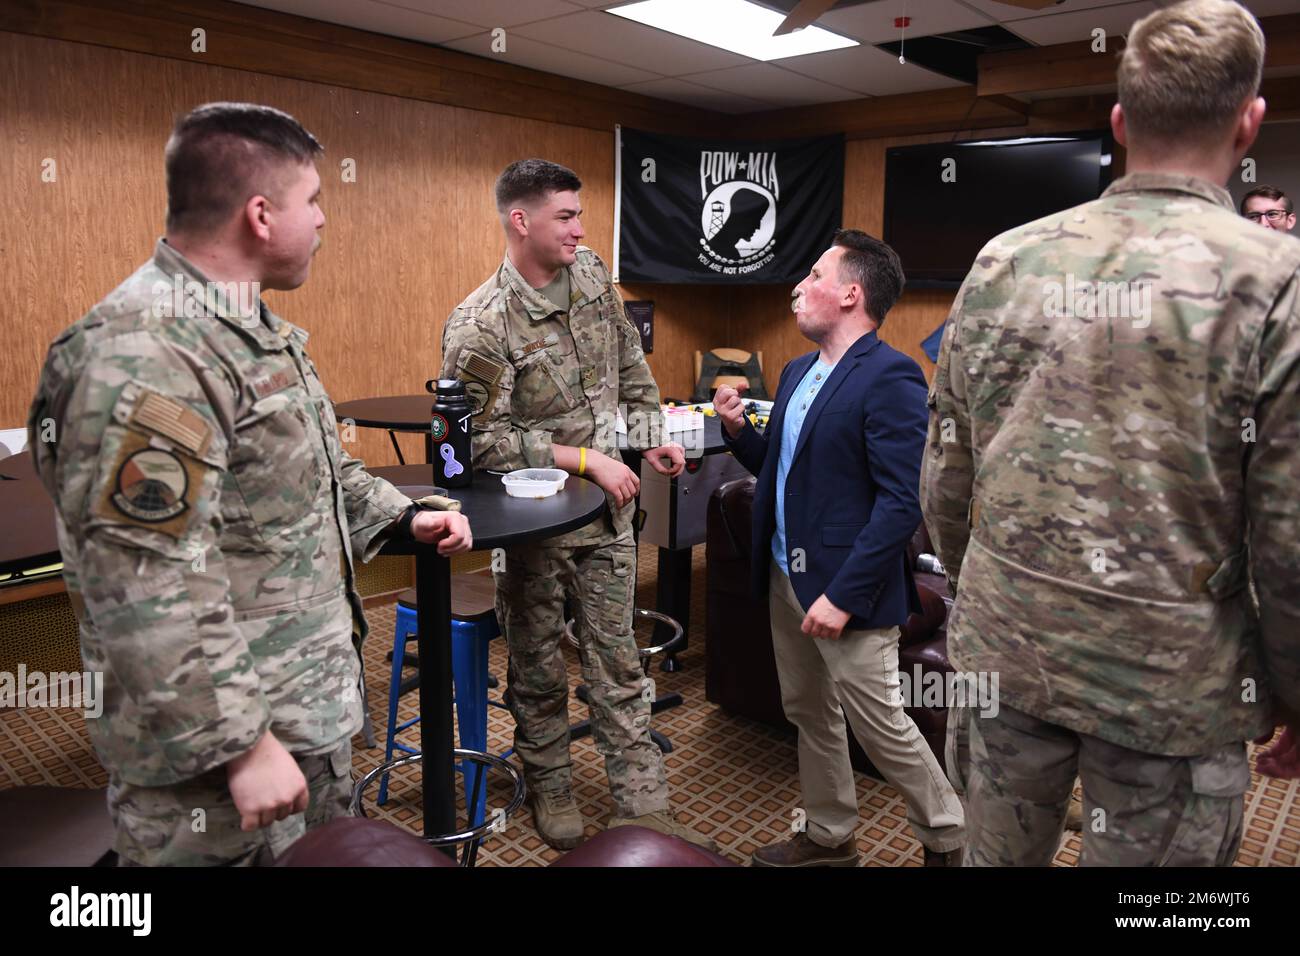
[276,818,738,867]
[705,478,953,777]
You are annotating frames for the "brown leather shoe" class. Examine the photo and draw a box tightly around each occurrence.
[751,832,857,867]
[923,846,963,867]
[529,787,584,850]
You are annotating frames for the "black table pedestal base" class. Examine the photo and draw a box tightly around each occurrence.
[655,547,693,671]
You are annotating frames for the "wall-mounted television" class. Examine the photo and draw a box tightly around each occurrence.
[883,131,1115,287]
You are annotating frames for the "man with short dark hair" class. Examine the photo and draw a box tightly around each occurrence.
[441,158,711,850]
[29,102,472,866]
[1241,185,1295,232]
[923,0,1300,867]
[717,229,965,867]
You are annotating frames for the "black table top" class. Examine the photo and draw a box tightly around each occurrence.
[336,394,732,456]
[334,396,435,433]
[371,465,606,554]
[0,451,36,482]
[0,479,59,576]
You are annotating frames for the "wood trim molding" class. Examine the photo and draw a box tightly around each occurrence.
[979,14,1300,99]
[1,2,1295,159]
[730,87,1029,141]
[0,0,727,134]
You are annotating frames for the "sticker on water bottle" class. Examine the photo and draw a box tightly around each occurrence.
[440,443,464,478]
[430,414,448,442]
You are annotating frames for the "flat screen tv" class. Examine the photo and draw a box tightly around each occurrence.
[882,131,1114,287]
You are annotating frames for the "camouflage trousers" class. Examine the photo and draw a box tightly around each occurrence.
[493,531,669,817]
[955,703,1248,866]
[109,738,354,866]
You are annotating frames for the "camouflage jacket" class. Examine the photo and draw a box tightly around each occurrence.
[921,172,1300,756]
[28,239,412,786]
[441,247,662,547]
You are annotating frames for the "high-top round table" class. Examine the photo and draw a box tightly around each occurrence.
[0,453,59,583]
[334,396,440,464]
[334,395,732,463]
[371,465,605,853]
[339,396,734,652]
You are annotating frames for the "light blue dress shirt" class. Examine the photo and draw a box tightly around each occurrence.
[772,357,837,575]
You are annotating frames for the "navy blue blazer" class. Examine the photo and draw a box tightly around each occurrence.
[722,329,928,630]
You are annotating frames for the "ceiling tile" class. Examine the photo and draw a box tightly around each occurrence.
[242,0,482,43]
[376,0,585,29]
[442,32,661,86]
[1002,1,1156,45]
[682,63,864,107]
[1237,0,1300,16]
[960,0,1151,23]
[514,10,753,75]
[819,0,996,44]
[775,43,965,95]
[617,77,775,113]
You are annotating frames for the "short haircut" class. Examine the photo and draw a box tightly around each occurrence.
[165,102,323,235]
[1117,0,1264,148]
[831,229,905,327]
[1241,184,1293,215]
[495,159,582,214]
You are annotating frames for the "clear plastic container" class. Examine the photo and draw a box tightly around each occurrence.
[501,468,568,498]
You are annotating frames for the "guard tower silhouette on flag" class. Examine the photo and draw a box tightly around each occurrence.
[709,200,725,236]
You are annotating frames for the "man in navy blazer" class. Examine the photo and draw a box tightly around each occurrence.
[719,229,965,867]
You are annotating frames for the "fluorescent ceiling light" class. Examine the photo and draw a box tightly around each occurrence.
[607,0,858,62]
[961,137,1076,147]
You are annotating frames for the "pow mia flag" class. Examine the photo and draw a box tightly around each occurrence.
[615,127,843,284]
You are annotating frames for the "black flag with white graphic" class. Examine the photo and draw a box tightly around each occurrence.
[617,128,844,284]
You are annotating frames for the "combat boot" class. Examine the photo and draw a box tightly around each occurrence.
[529,787,584,850]
[607,810,719,853]
[1064,792,1084,832]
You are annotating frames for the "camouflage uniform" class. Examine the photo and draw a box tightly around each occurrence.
[441,248,669,815]
[28,239,413,865]
[922,173,1300,866]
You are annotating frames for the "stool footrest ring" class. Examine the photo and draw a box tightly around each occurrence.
[351,749,526,847]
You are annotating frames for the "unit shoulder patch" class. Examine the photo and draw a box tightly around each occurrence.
[94,428,209,538]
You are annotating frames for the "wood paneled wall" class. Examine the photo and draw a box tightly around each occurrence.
[0,30,728,469]
[0,18,1121,468]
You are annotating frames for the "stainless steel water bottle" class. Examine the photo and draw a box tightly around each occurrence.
[429,378,473,488]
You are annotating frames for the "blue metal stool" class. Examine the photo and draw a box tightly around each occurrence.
[378,574,502,826]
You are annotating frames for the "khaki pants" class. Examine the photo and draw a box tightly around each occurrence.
[964,704,1248,866]
[768,565,965,852]
[110,738,354,866]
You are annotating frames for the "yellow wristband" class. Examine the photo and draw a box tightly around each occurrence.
[578,447,587,475]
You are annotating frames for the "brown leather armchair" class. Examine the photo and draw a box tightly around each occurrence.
[704,478,954,777]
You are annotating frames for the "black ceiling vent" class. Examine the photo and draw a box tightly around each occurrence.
[877,26,1032,85]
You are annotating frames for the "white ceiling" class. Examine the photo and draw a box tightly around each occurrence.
[239,0,1300,114]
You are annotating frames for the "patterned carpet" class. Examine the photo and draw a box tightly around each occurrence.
[1,546,1297,866]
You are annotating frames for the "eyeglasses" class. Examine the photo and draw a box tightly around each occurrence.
[1246,209,1290,223]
